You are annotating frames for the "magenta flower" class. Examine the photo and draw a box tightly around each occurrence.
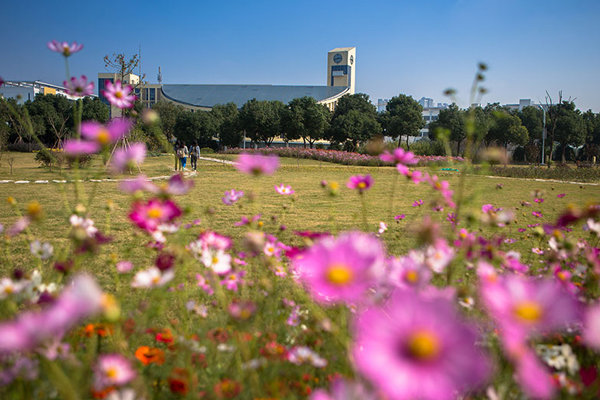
[412,199,424,207]
[47,40,83,57]
[94,354,136,390]
[532,211,543,218]
[534,198,544,203]
[235,153,279,176]
[584,303,600,350]
[110,142,146,173]
[102,80,136,109]
[275,183,295,195]
[353,291,490,400]
[129,199,182,232]
[292,231,385,304]
[397,164,424,184]
[120,173,193,195]
[346,175,373,193]
[310,379,379,400]
[234,214,261,227]
[394,214,406,221]
[63,75,94,97]
[222,189,244,205]
[557,193,566,198]
[220,270,246,291]
[481,274,580,341]
[388,254,431,290]
[380,148,417,165]
[64,118,132,155]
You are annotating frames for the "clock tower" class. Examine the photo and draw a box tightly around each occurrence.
[327,47,355,95]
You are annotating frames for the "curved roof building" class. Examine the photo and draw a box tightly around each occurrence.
[98,47,355,115]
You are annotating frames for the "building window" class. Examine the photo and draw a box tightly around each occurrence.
[150,88,155,101]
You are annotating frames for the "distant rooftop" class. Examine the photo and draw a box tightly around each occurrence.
[161,84,349,109]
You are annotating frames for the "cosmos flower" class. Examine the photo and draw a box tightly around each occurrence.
[397,164,424,184]
[29,240,53,260]
[63,75,94,97]
[116,261,133,273]
[275,183,295,195]
[201,249,232,275]
[480,274,580,341]
[557,193,566,198]
[129,199,182,233]
[532,211,543,218]
[394,214,406,221]
[47,40,83,57]
[583,303,600,351]
[110,143,146,173]
[346,174,373,193]
[222,189,244,205]
[412,199,424,207]
[220,270,246,291]
[380,147,418,166]
[353,290,490,400]
[131,267,174,288]
[292,231,385,304]
[387,253,432,290]
[235,153,279,176]
[102,80,136,109]
[93,354,136,390]
[120,174,194,196]
[64,119,132,155]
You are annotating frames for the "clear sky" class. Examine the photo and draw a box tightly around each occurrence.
[1,0,599,111]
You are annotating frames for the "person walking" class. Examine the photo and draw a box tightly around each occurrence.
[173,141,181,171]
[191,141,201,171]
[179,142,189,171]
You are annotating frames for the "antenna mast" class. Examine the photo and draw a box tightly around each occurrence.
[158,67,162,84]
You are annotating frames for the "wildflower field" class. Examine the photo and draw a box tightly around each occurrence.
[3,42,600,400]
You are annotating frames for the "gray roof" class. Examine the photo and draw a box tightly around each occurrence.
[161,84,348,108]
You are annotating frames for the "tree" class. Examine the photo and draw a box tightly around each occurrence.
[82,97,110,123]
[549,101,585,162]
[516,106,543,163]
[152,101,185,140]
[237,99,285,147]
[212,103,241,148]
[384,94,425,149]
[283,97,331,148]
[103,53,146,88]
[174,111,218,146]
[428,104,466,156]
[485,110,528,149]
[328,93,381,149]
[581,110,600,161]
[26,94,73,146]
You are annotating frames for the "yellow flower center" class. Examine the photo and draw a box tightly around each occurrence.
[326,264,354,286]
[147,207,163,219]
[557,271,568,281]
[63,46,71,56]
[5,286,14,294]
[406,330,441,361]
[405,270,419,284]
[97,128,111,145]
[329,182,339,190]
[357,182,367,189]
[152,276,160,284]
[228,274,236,280]
[115,91,123,99]
[435,182,442,189]
[212,256,219,265]
[106,367,117,378]
[514,301,543,322]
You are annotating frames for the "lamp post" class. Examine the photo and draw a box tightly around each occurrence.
[538,105,547,165]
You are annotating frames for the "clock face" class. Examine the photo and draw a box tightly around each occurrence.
[350,55,354,65]
[333,53,342,64]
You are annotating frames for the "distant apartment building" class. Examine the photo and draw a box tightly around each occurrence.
[0,80,96,104]
[377,98,389,113]
[502,99,538,111]
[420,99,449,137]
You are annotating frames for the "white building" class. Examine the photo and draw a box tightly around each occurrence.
[0,80,95,104]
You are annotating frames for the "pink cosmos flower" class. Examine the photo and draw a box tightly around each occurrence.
[480,274,580,341]
[310,379,379,400]
[116,261,133,273]
[102,80,136,109]
[235,153,279,176]
[234,214,261,227]
[131,267,174,288]
[94,354,136,390]
[380,148,418,165]
[353,291,490,400]
[275,183,295,195]
[412,199,424,207]
[201,248,232,275]
[220,270,246,291]
[222,189,244,205]
[508,342,555,399]
[532,247,544,254]
[64,118,132,155]
[534,198,544,203]
[47,40,83,56]
[397,164,424,184]
[387,254,432,290]
[482,204,501,214]
[394,214,406,221]
[557,194,566,198]
[197,231,232,251]
[196,274,214,295]
[346,174,373,193]
[0,275,102,355]
[446,212,457,226]
[292,231,386,304]
[129,199,182,232]
[110,143,146,173]
[425,239,455,273]
[583,303,600,350]
[532,211,543,218]
[63,75,94,97]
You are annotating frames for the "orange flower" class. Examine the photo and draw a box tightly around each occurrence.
[83,323,113,337]
[156,328,174,344]
[135,346,165,365]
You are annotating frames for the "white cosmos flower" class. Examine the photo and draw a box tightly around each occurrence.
[201,249,231,275]
[132,267,174,288]
[30,240,54,260]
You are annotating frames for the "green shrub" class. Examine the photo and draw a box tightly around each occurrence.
[201,147,215,154]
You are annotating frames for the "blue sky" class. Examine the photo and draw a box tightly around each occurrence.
[1,0,599,111]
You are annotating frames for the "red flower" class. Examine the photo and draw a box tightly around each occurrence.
[214,379,241,399]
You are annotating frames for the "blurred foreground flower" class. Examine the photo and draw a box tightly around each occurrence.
[64,119,132,155]
[347,174,373,193]
[47,40,83,56]
[275,183,295,195]
[235,153,279,176]
[64,75,94,97]
[102,80,136,109]
[94,354,136,390]
[110,142,146,173]
[222,189,244,205]
[353,290,490,400]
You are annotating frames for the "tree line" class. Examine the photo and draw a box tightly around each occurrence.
[3,91,600,163]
